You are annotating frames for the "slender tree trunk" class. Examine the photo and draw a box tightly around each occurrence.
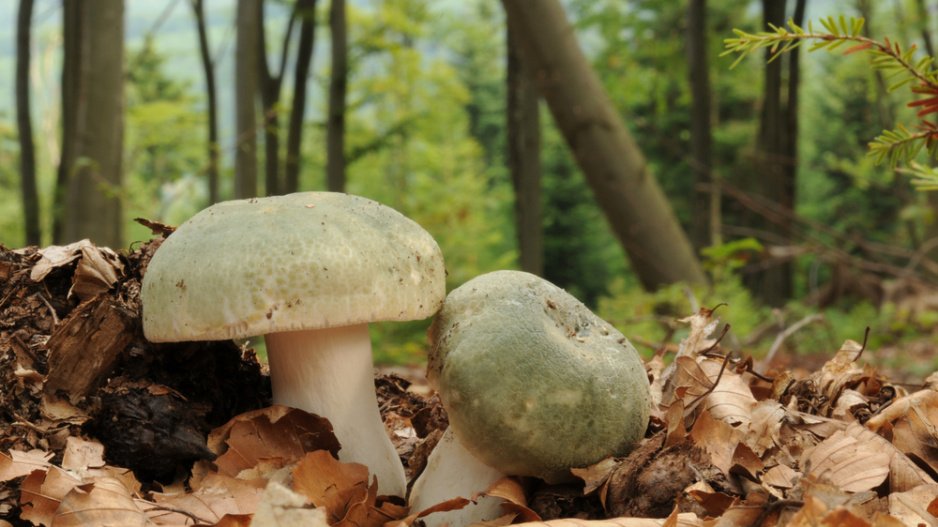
[61,0,124,249]
[285,0,317,195]
[235,0,259,199]
[501,0,707,289]
[258,3,299,196]
[507,25,543,276]
[326,0,348,193]
[686,0,716,251]
[17,0,40,246]
[54,0,85,243]
[749,0,799,306]
[192,0,220,205]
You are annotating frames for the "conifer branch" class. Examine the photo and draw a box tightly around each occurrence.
[723,16,938,169]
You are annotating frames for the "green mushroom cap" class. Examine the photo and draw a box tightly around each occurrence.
[427,270,651,484]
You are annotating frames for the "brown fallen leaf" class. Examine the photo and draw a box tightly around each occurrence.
[147,473,266,525]
[291,450,395,527]
[53,477,151,527]
[20,467,80,526]
[475,511,705,527]
[0,449,53,482]
[29,240,94,282]
[887,484,938,526]
[203,406,340,482]
[248,481,328,527]
[69,243,124,301]
[803,427,890,493]
[688,408,740,476]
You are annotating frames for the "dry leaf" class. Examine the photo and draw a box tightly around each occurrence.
[688,409,740,476]
[69,244,124,301]
[762,464,800,490]
[29,240,94,282]
[0,449,53,482]
[290,450,386,527]
[147,473,266,525]
[248,481,327,527]
[571,457,618,495]
[207,406,340,480]
[697,358,755,426]
[866,388,938,431]
[20,467,81,526]
[887,484,938,526]
[53,477,151,527]
[803,427,890,493]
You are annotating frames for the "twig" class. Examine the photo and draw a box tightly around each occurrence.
[761,313,826,374]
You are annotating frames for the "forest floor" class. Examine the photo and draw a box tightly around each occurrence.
[1,238,937,526]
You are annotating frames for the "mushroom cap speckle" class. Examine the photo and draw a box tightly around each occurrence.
[427,270,651,484]
[141,192,446,342]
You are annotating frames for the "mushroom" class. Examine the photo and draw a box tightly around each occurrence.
[140,192,446,498]
[410,270,650,526]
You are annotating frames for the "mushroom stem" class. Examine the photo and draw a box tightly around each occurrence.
[409,427,506,527]
[265,323,406,497]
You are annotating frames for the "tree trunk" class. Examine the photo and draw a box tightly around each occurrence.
[61,0,124,249]
[285,0,317,195]
[507,25,543,276]
[326,0,348,193]
[501,0,707,289]
[257,2,297,197]
[191,0,220,205]
[54,0,84,243]
[235,0,259,199]
[750,0,801,306]
[686,0,716,251]
[17,0,40,246]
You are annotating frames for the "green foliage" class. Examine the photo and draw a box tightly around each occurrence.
[0,114,24,248]
[597,271,772,358]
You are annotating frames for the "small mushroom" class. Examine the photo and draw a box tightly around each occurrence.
[410,270,650,525]
[140,192,446,498]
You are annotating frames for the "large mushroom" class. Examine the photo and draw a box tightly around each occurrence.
[410,270,650,526]
[140,192,446,498]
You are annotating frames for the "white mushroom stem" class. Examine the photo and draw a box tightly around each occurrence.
[409,427,506,527]
[265,323,406,498]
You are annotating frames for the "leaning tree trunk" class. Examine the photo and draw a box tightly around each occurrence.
[285,0,317,195]
[234,0,259,199]
[61,0,125,250]
[192,0,220,205]
[17,0,40,246]
[507,25,543,276]
[501,0,707,289]
[326,0,348,193]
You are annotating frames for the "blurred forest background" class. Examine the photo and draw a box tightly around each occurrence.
[3,0,938,371]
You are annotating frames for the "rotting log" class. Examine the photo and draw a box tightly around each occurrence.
[44,297,136,401]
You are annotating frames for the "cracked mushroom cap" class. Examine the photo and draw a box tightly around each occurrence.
[141,192,446,342]
[427,270,651,484]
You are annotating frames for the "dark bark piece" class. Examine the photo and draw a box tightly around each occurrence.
[87,381,217,483]
[44,298,136,401]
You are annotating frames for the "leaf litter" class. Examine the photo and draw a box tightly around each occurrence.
[2,239,938,526]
